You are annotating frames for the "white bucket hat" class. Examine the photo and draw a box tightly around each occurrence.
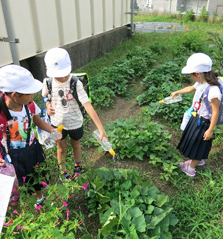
[182,53,212,74]
[44,48,72,77]
[0,65,43,94]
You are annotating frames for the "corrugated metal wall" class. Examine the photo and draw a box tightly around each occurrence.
[0,0,130,67]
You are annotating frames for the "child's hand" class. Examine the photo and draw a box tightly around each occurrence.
[170,92,178,99]
[0,158,6,167]
[99,129,108,141]
[46,103,55,116]
[55,132,62,142]
[203,129,213,141]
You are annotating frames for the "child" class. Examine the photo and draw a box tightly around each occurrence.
[171,53,222,177]
[42,47,108,179]
[0,65,60,205]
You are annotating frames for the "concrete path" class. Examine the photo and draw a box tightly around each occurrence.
[135,22,188,33]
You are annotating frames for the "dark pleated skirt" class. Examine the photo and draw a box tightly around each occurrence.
[177,115,212,160]
[8,138,45,189]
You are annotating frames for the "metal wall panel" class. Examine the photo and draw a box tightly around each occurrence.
[30,0,60,52]
[56,0,78,45]
[0,0,130,67]
[0,3,12,66]
[103,0,113,31]
[91,0,104,35]
[76,0,92,39]
[7,0,36,59]
[114,0,122,27]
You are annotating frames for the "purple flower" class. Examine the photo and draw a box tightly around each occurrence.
[63,202,68,207]
[83,184,88,190]
[13,210,18,214]
[63,169,67,173]
[17,225,22,230]
[41,181,48,187]
[35,164,38,168]
[35,205,42,210]
[4,219,13,226]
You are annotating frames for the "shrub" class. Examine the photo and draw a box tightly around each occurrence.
[184,9,195,22]
[211,11,218,23]
[199,6,209,22]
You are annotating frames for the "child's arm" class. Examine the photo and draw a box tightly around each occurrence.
[203,98,220,141]
[171,85,195,99]
[33,114,54,133]
[83,102,108,141]
[0,158,6,167]
[33,114,62,141]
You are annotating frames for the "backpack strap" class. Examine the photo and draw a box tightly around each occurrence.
[24,105,32,147]
[70,75,82,109]
[46,78,53,101]
[27,100,35,115]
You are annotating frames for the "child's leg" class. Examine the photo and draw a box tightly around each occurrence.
[36,190,43,200]
[190,159,200,168]
[70,139,82,164]
[57,138,68,170]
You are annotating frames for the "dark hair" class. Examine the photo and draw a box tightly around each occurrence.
[204,71,220,86]
[0,93,13,121]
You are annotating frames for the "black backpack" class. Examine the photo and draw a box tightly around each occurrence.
[46,73,91,115]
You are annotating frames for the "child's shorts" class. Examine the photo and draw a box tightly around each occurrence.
[52,125,83,141]
[8,138,45,191]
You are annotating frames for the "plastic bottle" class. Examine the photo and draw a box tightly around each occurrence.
[180,108,193,131]
[44,125,64,149]
[159,94,182,104]
[92,129,115,156]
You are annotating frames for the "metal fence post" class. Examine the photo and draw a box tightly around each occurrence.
[1,0,20,65]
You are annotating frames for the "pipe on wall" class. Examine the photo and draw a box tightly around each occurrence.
[1,0,20,65]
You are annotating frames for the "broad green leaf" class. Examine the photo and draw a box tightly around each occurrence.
[155,195,168,207]
[121,180,132,190]
[132,215,146,232]
[128,207,143,217]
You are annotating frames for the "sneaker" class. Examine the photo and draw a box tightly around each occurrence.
[60,173,70,183]
[35,195,45,207]
[179,160,196,177]
[74,163,84,174]
[197,159,205,166]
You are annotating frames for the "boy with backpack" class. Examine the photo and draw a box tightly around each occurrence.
[42,47,108,180]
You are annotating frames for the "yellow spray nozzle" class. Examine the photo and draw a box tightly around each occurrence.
[191,112,197,117]
[57,125,64,132]
[109,149,116,156]
[159,100,164,104]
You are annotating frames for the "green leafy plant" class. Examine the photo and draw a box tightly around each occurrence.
[212,11,218,23]
[1,157,91,238]
[103,117,182,180]
[207,31,223,75]
[79,168,178,238]
[199,6,209,22]
[184,9,195,22]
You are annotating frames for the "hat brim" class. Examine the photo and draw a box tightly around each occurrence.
[46,65,71,78]
[17,79,43,94]
[181,66,194,74]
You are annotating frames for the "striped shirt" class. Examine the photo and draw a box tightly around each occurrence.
[42,75,89,130]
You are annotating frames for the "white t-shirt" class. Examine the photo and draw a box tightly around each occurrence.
[193,82,222,118]
[2,102,40,149]
[42,75,89,130]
